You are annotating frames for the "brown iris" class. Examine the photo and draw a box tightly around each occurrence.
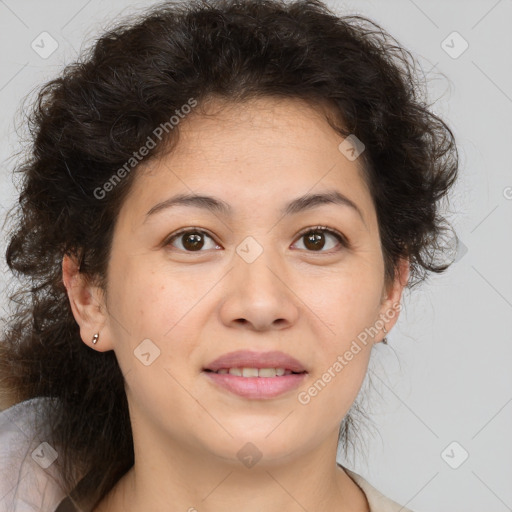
[303,230,326,251]
[181,232,205,251]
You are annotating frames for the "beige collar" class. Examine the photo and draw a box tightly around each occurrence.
[339,464,415,512]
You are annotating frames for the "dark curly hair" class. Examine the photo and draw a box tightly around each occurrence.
[0,0,459,508]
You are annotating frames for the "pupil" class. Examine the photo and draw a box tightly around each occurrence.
[304,231,324,251]
[183,233,204,251]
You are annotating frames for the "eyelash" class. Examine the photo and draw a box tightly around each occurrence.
[164,225,349,253]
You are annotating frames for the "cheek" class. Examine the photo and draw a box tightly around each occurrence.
[108,258,212,373]
[304,265,383,340]
[108,264,198,405]
[109,257,195,332]
[297,266,380,406]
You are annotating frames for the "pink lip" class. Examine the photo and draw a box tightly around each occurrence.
[203,372,308,399]
[203,350,307,373]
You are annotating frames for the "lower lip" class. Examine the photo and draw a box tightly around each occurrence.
[203,371,308,399]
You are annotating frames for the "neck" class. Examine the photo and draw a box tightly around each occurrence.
[92,433,369,512]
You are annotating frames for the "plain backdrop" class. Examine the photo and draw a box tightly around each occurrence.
[0,1,511,511]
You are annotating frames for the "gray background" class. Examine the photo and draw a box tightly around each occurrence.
[0,1,511,511]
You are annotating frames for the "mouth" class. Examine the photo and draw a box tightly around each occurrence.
[202,350,308,399]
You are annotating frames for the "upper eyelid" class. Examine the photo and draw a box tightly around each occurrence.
[295,225,345,241]
[166,227,216,243]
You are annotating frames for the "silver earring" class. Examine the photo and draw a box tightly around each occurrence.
[382,326,388,344]
[92,333,99,345]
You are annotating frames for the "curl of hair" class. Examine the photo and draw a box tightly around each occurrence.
[0,0,459,508]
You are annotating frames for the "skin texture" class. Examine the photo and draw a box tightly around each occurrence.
[63,97,409,512]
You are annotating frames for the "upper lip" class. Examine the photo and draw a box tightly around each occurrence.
[204,350,308,373]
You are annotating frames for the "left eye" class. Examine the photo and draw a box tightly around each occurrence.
[165,229,219,252]
[292,226,346,252]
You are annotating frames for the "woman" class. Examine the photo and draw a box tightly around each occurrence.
[0,0,459,510]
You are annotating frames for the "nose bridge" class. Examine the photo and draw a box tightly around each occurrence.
[218,234,299,331]
[234,235,283,295]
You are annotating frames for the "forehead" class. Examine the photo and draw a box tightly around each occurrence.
[152,96,349,169]
[120,97,376,228]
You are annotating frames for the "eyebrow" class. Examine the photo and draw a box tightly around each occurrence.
[145,190,366,225]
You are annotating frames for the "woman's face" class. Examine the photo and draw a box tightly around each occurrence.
[68,97,407,467]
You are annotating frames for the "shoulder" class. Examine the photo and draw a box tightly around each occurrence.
[0,397,67,512]
[341,465,416,512]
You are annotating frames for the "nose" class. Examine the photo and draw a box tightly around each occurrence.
[218,248,300,332]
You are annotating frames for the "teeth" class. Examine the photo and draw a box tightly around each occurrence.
[215,367,294,377]
[242,367,259,377]
[258,368,277,377]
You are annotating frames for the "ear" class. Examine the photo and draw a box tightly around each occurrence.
[375,256,410,343]
[62,253,114,351]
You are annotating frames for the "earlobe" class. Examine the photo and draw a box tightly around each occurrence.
[62,253,112,351]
